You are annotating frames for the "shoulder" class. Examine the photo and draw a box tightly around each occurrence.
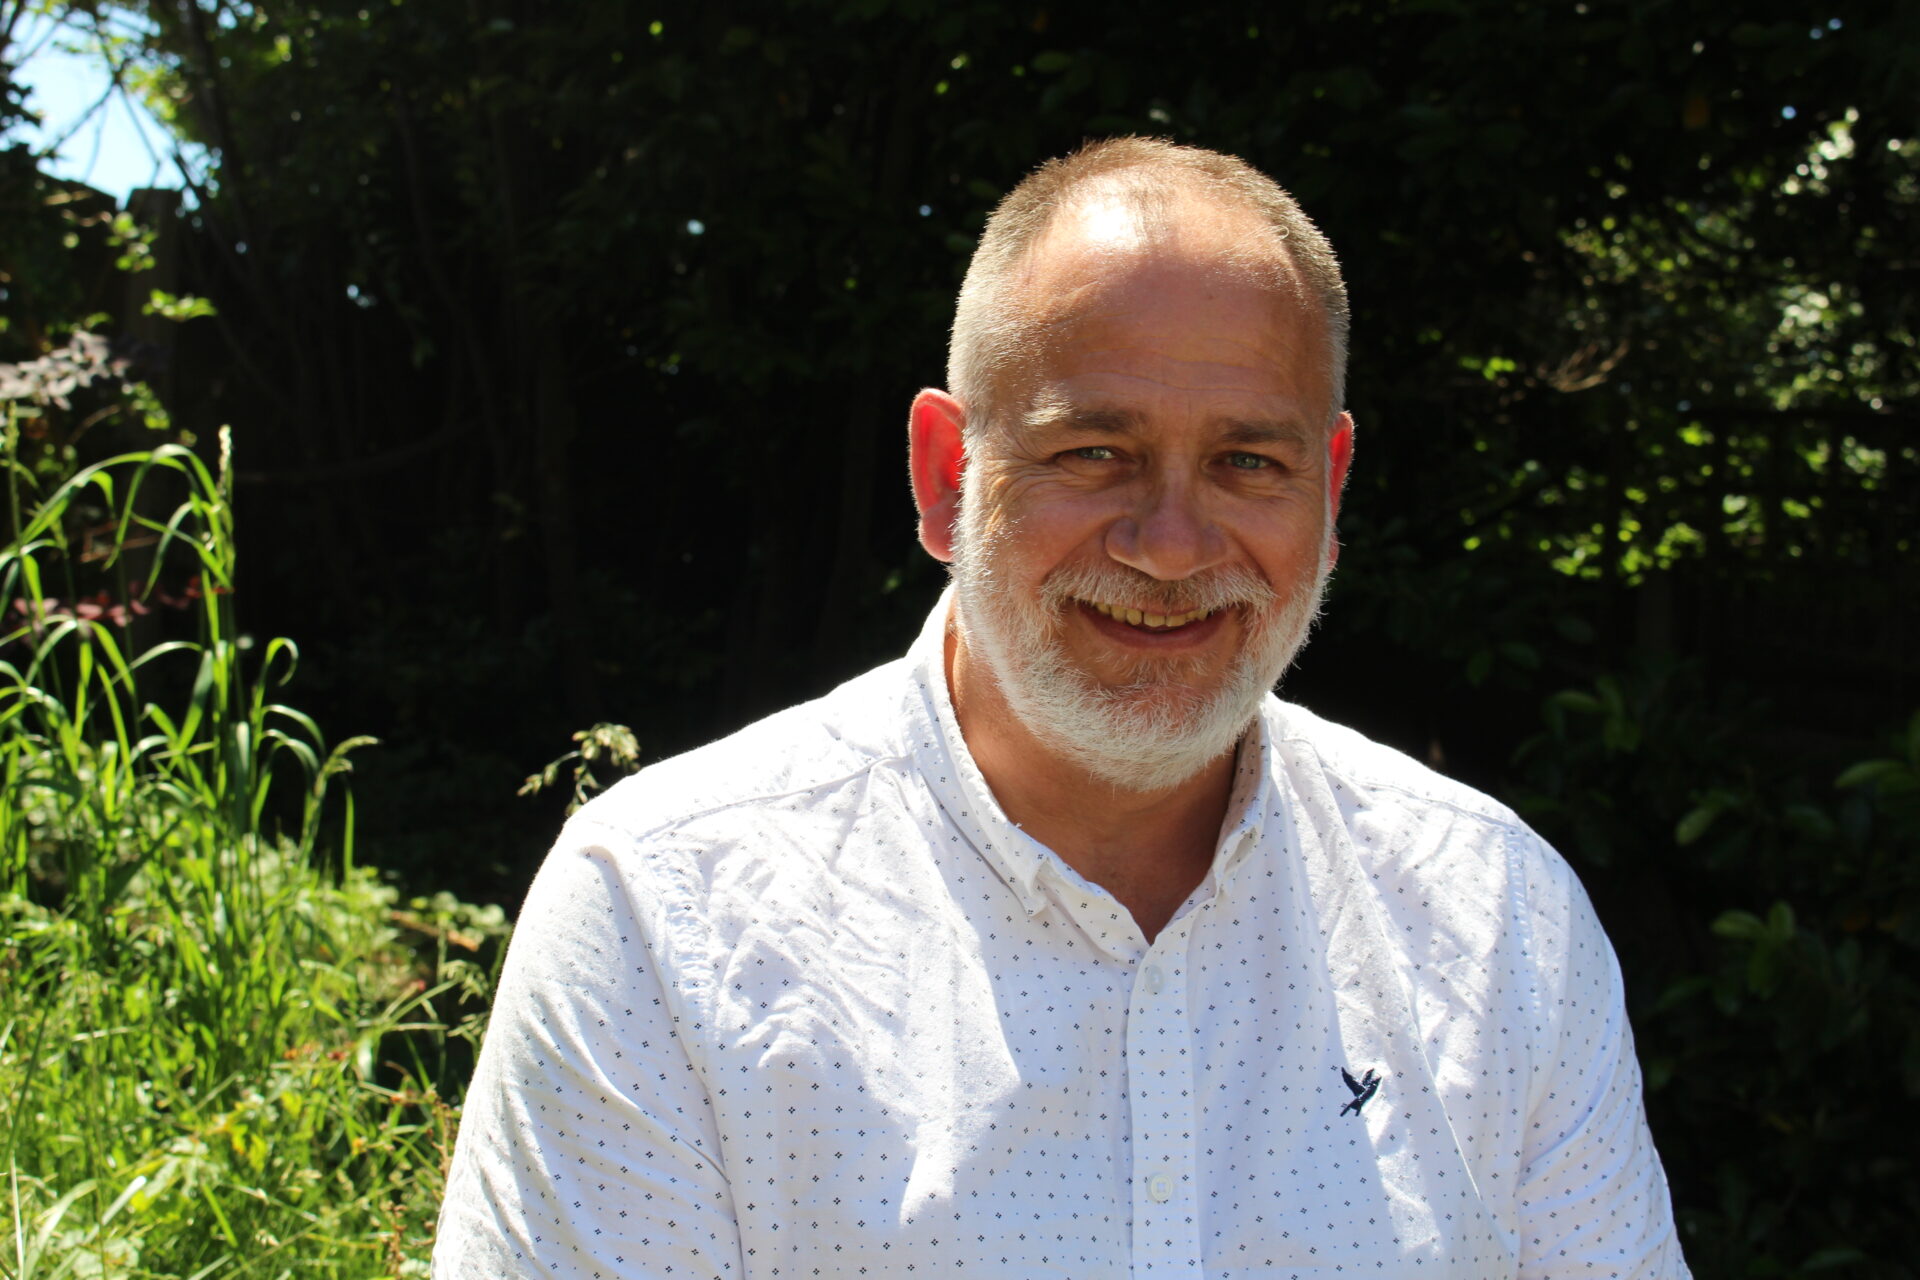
[566,655,921,849]
[1263,698,1587,921]
[1266,698,1529,832]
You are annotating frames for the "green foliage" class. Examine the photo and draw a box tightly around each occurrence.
[139,290,215,323]
[0,431,508,1276]
[23,0,1901,781]
[518,721,641,815]
[1516,675,1920,1277]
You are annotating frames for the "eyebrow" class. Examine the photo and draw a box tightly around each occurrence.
[1021,403,1316,450]
[1021,404,1141,435]
[1218,420,1316,449]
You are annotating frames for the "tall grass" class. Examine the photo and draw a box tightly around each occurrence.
[0,425,505,1278]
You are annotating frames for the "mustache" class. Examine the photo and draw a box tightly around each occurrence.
[1037,562,1278,616]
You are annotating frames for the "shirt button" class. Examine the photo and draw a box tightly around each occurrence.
[1146,1172,1172,1203]
[1143,964,1165,995]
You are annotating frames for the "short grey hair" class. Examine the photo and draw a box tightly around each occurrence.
[948,138,1349,437]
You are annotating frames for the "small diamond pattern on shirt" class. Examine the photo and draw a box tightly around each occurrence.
[435,595,1689,1279]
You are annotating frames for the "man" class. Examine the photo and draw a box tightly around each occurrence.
[436,139,1689,1278]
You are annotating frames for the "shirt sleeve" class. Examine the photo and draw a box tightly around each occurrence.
[1515,846,1691,1279]
[433,826,741,1280]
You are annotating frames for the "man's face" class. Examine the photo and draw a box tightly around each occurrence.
[950,200,1346,791]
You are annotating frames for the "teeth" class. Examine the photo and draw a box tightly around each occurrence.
[1080,599,1217,627]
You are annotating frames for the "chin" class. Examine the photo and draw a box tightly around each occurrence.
[974,613,1292,793]
[1043,659,1274,792]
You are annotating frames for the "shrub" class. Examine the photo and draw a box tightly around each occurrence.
[1514,664,1920,1278]
[0,422,506,1278]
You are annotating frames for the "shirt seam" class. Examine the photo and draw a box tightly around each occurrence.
[1276,737,1536,839]
[1514,829,1551,1128]
[573,749,922,850]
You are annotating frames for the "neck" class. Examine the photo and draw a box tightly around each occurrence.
[944,624,1238,942]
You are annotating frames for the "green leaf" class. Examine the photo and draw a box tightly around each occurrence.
[1711,909,1767,941]
[1782,803,1836,841]
[1836,759,1910,791]
[1548,690,1603,715]
[1675,803,1719,846]
[1465,647,1492,686]
[1652,974,1712,1013]
[1497,640,1539,670]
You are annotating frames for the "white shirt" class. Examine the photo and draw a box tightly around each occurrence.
[435,595,1688,1278]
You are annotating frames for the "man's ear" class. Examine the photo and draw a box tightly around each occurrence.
[909,388,968,563]
[1325,412,1355,569]
[1327,413,1354,517]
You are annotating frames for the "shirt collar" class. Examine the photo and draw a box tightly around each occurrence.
[905,586,1276,922]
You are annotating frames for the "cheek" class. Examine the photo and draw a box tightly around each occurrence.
[969,471,1078,542]
[1237,506,1330,575]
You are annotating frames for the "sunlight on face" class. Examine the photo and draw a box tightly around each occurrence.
[951,203,1339,793]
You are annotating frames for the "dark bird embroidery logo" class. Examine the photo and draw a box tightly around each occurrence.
[1338,1066,1381,1117]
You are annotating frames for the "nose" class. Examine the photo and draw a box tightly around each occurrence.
[1104,474,1230,581]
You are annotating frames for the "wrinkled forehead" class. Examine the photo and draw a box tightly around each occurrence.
[982,187,1330,415]
[999,194,1315,385]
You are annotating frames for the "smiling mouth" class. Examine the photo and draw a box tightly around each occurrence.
[1078,599,1217,631]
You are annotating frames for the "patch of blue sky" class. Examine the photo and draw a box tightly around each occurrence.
[5,11,207,204]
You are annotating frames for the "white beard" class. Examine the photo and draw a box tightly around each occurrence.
[950,490,1330,793]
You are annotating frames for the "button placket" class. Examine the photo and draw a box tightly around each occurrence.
[1127,915,1205,1276]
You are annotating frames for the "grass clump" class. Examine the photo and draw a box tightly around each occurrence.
[1,421,505,1278]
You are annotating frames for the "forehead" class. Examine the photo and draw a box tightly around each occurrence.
[1004,192,1333,426]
